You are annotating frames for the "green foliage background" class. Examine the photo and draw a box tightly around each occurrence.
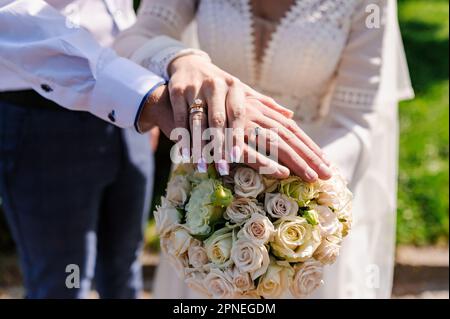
[0,0,448,253]
[396,0,449,245]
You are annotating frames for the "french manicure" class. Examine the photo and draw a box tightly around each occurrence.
[197,157,207,173]
[217,159,230,176]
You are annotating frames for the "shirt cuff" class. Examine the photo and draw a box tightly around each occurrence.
[91,56,165,128]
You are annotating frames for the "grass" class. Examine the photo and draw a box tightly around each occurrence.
[396,0,449,245]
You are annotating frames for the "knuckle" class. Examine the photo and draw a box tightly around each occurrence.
[225,76,238,86]
[211,112,226,127]
[232,105,245,119]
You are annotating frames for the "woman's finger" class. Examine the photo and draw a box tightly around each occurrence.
[251,112,332,180]
[245,122,319,183]
[241,144,290,179]
[186,86,208,172]
[255,100,332,168]
[168,81,190,130]
[225,82,246,165]
[203,79,229,175]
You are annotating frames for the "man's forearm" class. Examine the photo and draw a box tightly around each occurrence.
[0,0,165,129]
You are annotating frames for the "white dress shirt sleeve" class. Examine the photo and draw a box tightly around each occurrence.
[0,0,165,129]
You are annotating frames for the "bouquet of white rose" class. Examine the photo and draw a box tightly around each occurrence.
[154,163,353,299]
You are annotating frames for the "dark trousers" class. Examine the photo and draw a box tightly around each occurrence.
[0,99,154,298]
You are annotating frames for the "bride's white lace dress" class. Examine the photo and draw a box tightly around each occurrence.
[114,0,413,298]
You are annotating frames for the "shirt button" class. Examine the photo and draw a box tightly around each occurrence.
[41,84,53,92]
[108,110,116,123]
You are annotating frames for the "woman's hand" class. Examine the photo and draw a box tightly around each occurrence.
[237,98,332,181]
[141,85,332,182]
[167,54,293,175]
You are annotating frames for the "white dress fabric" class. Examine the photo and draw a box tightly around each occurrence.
[114,0,413,298]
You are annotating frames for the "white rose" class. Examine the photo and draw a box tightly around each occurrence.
[185,179,223,236]
[238,213,274,245]
[154,197,182,236]
[336,201,353,237]
[231,239,270,280]
[234,167,265,198]
[229,267,255,293]
[315,205,342,236]
[270,216,321,262]
[313,234,342,265]
[265,193,299,219]
[188,241,209,268]
[224,198,265,224]
[204,268,235,299]
[204,229,233,267]
[256,260,294,299]
[317,167,352,211]
[166,174,191,206]
[162,226,194,257]
[184,269,210,297]
[290,259,324,298]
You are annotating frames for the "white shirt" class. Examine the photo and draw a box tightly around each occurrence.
[0,0,165,129]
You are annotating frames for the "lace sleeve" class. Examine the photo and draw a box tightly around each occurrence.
[329,0,387,111]
[113,0,209,80]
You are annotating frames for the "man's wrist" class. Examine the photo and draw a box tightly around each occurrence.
[136,84,169,133]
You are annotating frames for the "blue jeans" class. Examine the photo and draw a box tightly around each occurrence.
[0,101,154,298]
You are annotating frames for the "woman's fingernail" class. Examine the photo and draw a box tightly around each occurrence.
[230,146,241,163]
[182,148,190,162]
[305,168,318,181]
[319,163,332,177]
[197,157,207,173]
[217,160,230,176]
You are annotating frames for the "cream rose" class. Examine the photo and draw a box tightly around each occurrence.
[154,197,182,236]
[313,234,342,265]
[229,267,255,293]
[256,260,294,299]
[271,216,321,262]
[165,226,194,256]
[166,174,191,206]
[317,168,352,211]
[224,198,265,224]
[238,213,274,245]
[315,205,342,236]
[188,242,209,268]
[231,239,270,280]
[204,229,233,267]
[234,167,265,198]
[184,269,210,297]
[203,268,235,299]
[265,193,299,219]
[290,259,324,298]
